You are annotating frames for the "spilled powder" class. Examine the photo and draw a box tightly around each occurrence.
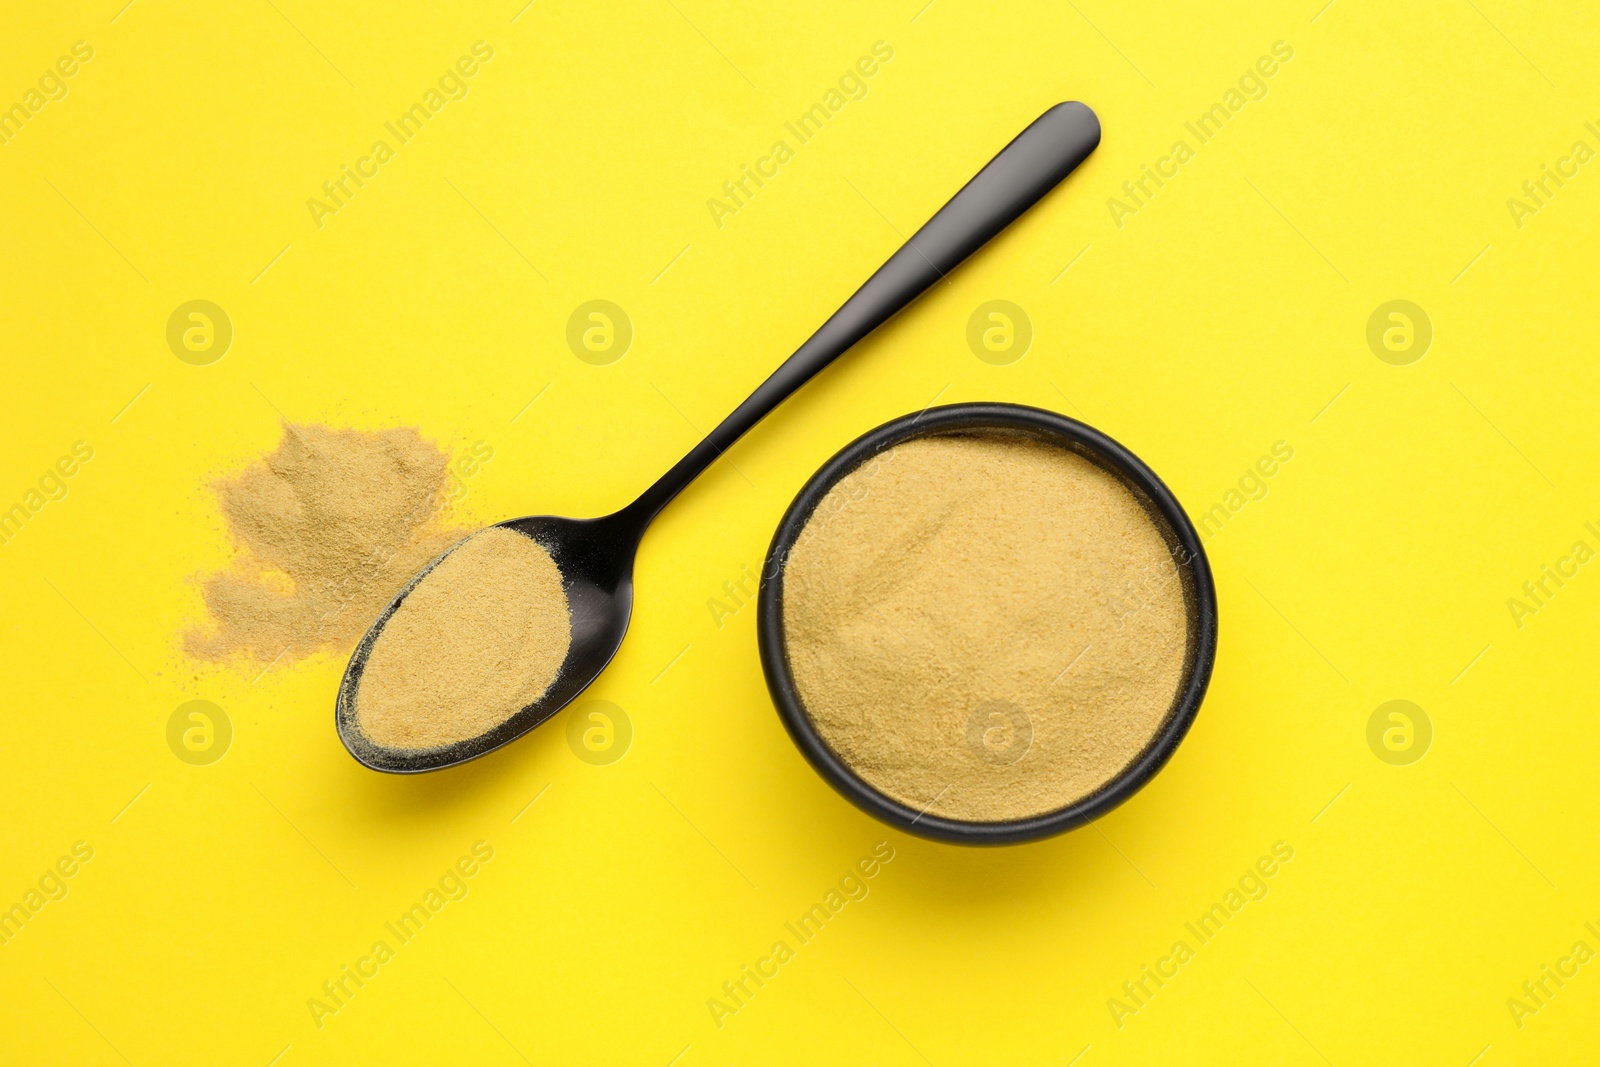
[185,424,474,663]
[354,527,571,750]
[781,434,1189,823]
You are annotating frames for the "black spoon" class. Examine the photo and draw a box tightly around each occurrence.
[337,101,1102,772]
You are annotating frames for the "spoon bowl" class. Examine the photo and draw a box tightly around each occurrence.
[336,509,645,772]
[337,102,1103,772]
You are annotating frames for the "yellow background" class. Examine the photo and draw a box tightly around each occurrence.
[3,0,1598,1062]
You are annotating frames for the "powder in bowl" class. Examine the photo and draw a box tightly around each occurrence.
[779,433,1189,824]
[355,527,572,750]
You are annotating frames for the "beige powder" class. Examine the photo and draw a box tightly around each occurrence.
[354,527,572,750]
[186,423,473,663]
[781,433,1189,823]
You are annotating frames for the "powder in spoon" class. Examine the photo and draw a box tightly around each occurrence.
[354,527,572,750]
[780,433,1189,823]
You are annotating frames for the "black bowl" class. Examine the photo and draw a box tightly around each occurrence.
[757,403,1217,845]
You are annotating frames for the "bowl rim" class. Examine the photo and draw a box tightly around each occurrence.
[756,402,1218,845]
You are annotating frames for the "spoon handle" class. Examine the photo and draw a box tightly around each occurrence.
[623,101,1101,526]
